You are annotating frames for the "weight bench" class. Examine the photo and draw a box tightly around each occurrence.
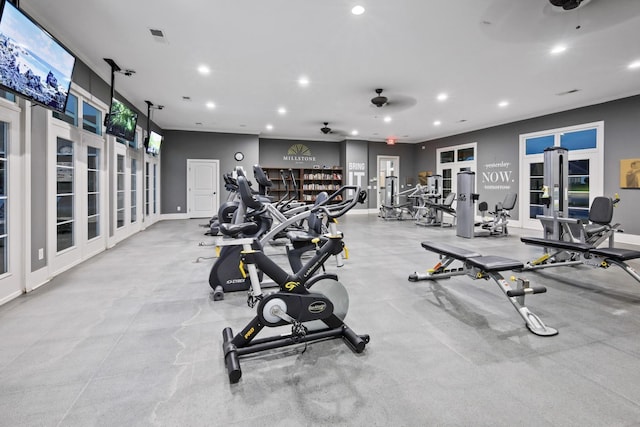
[520,237,640,284]
[409,241,557,336]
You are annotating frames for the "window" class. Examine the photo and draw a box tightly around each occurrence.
[145,162,150,216]
[153,164,157,214]
[53,93,78,126]
[568,159,590,219]
[525,135,554,155]
[87,147,100,239]
[129,133,137,149]
[561,129,597,151]
[131,158,137,223]
[82,101,102,135]
[440,150,454,163]
[436,143,477,199]
[56,138,74,252]
[0,122,7,274]
[0,89,15,102]
[117,154,125,228]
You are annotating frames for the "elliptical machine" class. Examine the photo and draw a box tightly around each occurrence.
[207,173,240,236]
[221,185,369,383]
[209,173,357,301]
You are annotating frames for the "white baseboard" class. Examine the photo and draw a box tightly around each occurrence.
[26,267,50,293]
[160,213,190,220]
[613,232,640,247]
[346,208,375,215]
[0,289,23,306]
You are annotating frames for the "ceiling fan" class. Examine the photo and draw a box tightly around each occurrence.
[369,88,417,112]
[320,122,347,136]
[549,0,586,10]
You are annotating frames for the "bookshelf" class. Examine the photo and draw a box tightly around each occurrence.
[261,167,343,203]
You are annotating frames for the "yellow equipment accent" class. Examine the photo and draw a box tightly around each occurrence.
[532,253,551,266]
[239,260,247,279]
[541,185,550,199]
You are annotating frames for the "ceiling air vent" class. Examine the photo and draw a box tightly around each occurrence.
[556,89,580,96]
[149,28,167,43]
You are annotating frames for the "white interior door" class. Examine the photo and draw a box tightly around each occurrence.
[187,159,219,218]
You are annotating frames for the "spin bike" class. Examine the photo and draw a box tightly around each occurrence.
[222,186,369,383]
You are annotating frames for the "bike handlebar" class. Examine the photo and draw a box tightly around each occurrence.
[310,185,365,219]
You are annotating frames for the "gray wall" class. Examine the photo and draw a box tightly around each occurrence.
[342,139,369,210]
[161,131,259,213]
[30,107,47,271]
[414,94,640,232]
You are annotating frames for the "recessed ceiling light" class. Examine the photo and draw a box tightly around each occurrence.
[551,45,567,55]
[195,122,202,125]
[351,130,359,136]
[433,120,441,126]
[197,65,210,75]
[628,60,640,69]
[498,100,509,108]
[298,76,310,87]
[351,5,365,15]
[266,124,273,131]
[206,101,215,109]
[437,93,448,101]
[277,107,287,115]
[383,116,392,123]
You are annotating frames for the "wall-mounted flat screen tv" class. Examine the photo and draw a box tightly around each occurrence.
[146,130,162,155]
[106,98,138,141]
[0,0,76,112]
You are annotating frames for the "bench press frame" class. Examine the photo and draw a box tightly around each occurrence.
[520,237,640,284]
[409,241,557,337]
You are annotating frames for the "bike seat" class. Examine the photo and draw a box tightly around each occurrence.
[220,222,259,238]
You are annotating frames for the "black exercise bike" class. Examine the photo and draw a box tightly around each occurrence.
[221,185,369,383]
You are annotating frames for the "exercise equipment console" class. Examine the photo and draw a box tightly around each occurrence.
[409,241,557,336]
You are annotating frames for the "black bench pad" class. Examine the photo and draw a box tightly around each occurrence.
[466,256,524,272]
[424,201,456,215]
[520,237,593,252]
[420,241,481,260]
[589,247,640,261]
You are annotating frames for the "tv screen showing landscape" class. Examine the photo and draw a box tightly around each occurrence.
[147,130,162,155]
[0,1,76,112]
[106,98,138,141]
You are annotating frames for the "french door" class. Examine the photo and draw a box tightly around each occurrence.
[519,122,603,229]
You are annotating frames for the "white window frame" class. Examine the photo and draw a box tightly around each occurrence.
[48,85,109,276]
[0,101,23,304]
[436,142,477,211]
[518,121,604,230]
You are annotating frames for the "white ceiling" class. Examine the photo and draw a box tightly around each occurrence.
[21,0,640,143]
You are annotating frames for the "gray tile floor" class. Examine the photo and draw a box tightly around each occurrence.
[2,215,640,426]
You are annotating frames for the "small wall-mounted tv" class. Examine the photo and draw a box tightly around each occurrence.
[0,0,76,112]
[106,98,138,141]
[146,130,162,155]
